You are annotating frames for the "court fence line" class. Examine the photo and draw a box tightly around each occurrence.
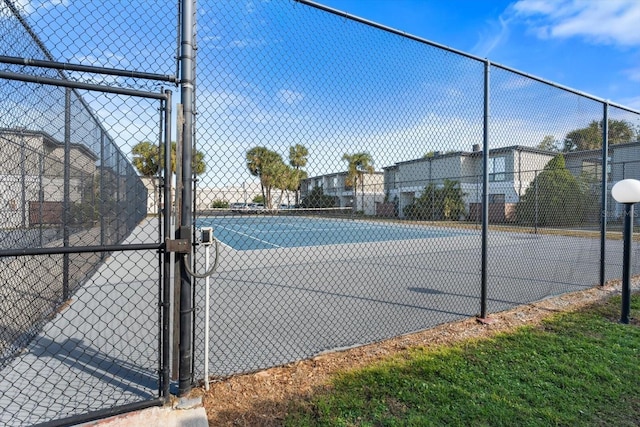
[1,0,640,424]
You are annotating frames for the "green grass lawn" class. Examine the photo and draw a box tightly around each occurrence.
[285,294,640,426]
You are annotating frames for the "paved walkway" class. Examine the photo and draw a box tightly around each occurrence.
[0,226,105,361]
[0,219,165,426]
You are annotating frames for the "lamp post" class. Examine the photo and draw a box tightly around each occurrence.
[611,179,640,324]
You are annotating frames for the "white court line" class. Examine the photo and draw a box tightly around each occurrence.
[214,223,283,248]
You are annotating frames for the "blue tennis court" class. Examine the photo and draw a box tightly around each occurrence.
[198,215,473,250]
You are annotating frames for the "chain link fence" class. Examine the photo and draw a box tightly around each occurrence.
[190,0,640,383]
[2,0,640,425]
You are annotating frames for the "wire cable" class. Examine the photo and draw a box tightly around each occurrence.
[182,238,219,279]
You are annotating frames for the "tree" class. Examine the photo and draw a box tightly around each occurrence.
[132,141,162,214]
[289,144,309,206]
[161,142,206,175]
[211,199,229,208]
[562,119,636,152]
[132,140,206,215]
[536,135,559,152]
[300,186,336,208]
[246,146,286,209]
[515,154,586,227]
[403,180,466,221]
[440,179,466,220]
[342,152,374,213]
[272,165,307,207]
[190,146,206,175]
[132,141,160,177]
[271,163,294,208]
[404,183,437,220]
[288,168,308,206]
[132,141,206,176]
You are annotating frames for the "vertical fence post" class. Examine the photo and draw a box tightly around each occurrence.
[479,59,490,321]
[600,102,609,286]
[178,0,196,397]
[611,179,640,323]
[621,202,633,323]
[534,170,538,234]
[100,130,106,249]
[20,138,26,228]
[162,90,173,400]
[62,87,71,301]
[116,155,122,241]
[475,174,480,230]
[39,152,44,245]
[172,106,183,382]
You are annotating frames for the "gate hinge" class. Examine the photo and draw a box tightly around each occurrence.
[164,238,190,253]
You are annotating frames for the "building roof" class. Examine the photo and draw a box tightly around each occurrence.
[0,128,98,161]
[302,170,384,180]
[382,143,640,170]
[383,145,551,170]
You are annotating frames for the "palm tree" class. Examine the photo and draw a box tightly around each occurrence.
[132,140,207,214]
[132,141,161,213]
[342,152,374,213]
[247,146,285,209]
[289,144,308,206]
[162,141,206,175]
[275,166,308,207]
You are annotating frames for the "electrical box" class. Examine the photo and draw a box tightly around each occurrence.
[201,227,214,246]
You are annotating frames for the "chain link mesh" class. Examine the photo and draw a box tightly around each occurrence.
[190,1,640,383]
[2,0,640,424]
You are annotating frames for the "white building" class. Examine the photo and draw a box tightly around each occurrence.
[384,144,614,221]
[195,182,263,212]
[300,171,385,215]
[0,129,97,228]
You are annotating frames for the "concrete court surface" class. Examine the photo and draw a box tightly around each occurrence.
[191,225,638,379]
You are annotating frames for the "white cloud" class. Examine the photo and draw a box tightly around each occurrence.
[0,0,33,16]
[1,0,68,17]
[624,66,640,82]
[42,0,69,8]
[471,14,512,58]
[512,0,640,46]
[220,38,268,50]
[276,89,304,105]
[617,95,640,111]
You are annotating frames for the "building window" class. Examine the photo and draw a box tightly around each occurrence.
[489,156,506,182]
[581,160,602,179]
[489,194,505,204]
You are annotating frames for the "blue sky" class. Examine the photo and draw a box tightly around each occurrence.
[317,0,640,110]
[4,0,640,185]
[188,0,640,182]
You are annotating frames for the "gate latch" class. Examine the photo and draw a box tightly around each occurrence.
[165,238,190,253]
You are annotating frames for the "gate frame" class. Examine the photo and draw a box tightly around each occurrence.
[0,67,174,426]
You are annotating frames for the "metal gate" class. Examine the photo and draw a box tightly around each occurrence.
[0,67,174,427]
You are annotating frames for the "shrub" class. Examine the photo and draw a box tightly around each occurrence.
[211,199,229,209]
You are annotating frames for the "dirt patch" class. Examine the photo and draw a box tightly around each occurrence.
[200,279,638,426]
